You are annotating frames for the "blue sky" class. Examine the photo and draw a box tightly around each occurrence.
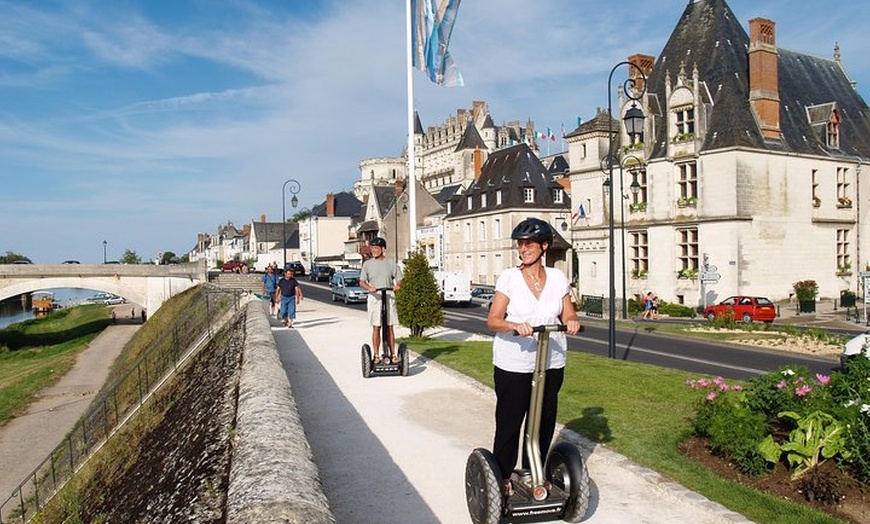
[2,0,868,263]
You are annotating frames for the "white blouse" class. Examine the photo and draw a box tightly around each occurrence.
[491,267,570,373]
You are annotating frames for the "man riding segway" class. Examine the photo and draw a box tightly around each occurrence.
[359,237,406,377]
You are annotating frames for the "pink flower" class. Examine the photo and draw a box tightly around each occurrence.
[731,385,743,391]
[795,384,812,397]
[705,392,717,402]
[777,381,788,390]
[816,373,830,385]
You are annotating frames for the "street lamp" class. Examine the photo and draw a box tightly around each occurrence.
[604,61,646,359]
[102,240,107,264]
[281,179,301,269]
[393,192,409,263]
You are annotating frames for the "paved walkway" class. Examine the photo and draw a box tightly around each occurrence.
[273,299,751,524]
[0,318,139,500]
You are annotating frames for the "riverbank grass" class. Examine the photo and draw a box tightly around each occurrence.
[409,337,846,524]
[0,305,109,426]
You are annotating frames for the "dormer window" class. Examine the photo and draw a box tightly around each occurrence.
[481,192,488,207]
[827,109,841,149]
[496,190,503,205]
[552,188,564,204]
[523,187,535,203]
[467,195,473,209]
[674,106,695,140]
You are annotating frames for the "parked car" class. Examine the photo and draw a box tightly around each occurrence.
[703,295,776,323]
[841,332,870,368]
[309,264,334,282]
[104,294,126,305]
[61,260,81,264]
[284,261,306,276]
[220,260,247,273]
[329,270,367,304]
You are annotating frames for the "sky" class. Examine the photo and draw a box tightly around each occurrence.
[1,0,868,264]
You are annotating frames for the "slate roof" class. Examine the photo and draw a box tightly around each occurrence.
[563,108,617,139]
[414,111,424,135]
[434,184,463,207]
[547,155,570,177]
[645,0,870,159]
[309,191,364,219]
[454,120,487,152]
[447,143,570,218]
[250,222,299,249]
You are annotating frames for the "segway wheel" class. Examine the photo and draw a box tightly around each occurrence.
[545,441,590,523]
[464,448,502,524]
[361,344,372,378]
[398,343,409,377]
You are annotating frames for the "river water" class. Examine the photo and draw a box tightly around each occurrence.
[0,288,102,330]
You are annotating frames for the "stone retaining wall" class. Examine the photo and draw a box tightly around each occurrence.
[226,300,335,523]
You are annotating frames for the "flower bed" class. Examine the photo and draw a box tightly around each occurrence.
[684,358,870,518]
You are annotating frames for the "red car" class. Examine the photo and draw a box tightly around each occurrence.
[220,260,247,273]
[703,295,776,323]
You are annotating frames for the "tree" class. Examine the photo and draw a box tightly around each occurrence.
[120,249,142,265]
[396,250,443,337]
[0,251,31,264]
[160,251,178,265]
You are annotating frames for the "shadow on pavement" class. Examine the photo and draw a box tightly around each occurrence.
[273,324,441,524]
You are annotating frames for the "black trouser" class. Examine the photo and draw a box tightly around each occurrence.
[493,366,564,480]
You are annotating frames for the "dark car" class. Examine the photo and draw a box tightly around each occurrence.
[220,260,247,273]
[309,264,334,281]
[703,295,776,323]
[283,261,306,276]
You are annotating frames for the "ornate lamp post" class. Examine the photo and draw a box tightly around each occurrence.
[394,192,409,263]
[281,179,301,269]
[102,240,107,264]
[604,61,646,359]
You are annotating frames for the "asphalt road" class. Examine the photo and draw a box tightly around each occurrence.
[301,281,838,381]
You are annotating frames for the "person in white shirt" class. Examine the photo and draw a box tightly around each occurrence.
[486,217,581,496]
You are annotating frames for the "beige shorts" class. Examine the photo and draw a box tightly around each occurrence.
[367,292,398,327]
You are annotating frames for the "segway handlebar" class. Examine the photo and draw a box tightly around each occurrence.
[511,324,567,336]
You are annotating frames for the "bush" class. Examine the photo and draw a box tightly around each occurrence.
[396,250,443,337]
[793,280,818,302]
[657,301,695,318]
[707,405,770,475]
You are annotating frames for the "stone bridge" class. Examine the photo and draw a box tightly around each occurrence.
[0,261,209,314]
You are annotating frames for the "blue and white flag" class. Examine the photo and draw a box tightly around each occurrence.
[411,0,463,87]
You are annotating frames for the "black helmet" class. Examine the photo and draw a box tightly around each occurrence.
[369,237,387,248]
[511,218,553,246]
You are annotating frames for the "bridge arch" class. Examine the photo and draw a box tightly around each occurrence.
[0,262,208,314]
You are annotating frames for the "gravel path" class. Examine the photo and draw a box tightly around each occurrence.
[0,318,139,500]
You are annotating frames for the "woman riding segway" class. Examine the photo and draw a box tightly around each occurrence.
[465,217,589,523]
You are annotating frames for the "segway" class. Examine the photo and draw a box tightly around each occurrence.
[361,287,408,378]
[465,325,590,524]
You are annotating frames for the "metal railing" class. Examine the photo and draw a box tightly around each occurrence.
[0,286,246,523]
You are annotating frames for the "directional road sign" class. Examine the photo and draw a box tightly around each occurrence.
[700,272,721,284]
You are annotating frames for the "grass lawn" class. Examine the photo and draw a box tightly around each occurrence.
[0,305,109,426]
[409,336,847,524]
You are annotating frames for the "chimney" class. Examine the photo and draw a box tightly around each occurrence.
[474,147,483,178]
[326,193,335,217]
[628,54,654,94]
[395,178,406,196]
[260,213,266,223]
[748,17,781,140]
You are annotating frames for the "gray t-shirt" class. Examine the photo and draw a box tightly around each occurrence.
[360,258,402,290]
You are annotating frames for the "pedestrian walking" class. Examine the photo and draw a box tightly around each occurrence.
[276,268,303,327]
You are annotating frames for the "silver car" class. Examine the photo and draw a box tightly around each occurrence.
[330,270,367,304]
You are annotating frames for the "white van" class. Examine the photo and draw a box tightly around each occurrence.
[434,271,472,306]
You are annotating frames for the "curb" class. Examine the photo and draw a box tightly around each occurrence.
[225,299,335,523]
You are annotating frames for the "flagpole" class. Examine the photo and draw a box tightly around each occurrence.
[406,0,417,259]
